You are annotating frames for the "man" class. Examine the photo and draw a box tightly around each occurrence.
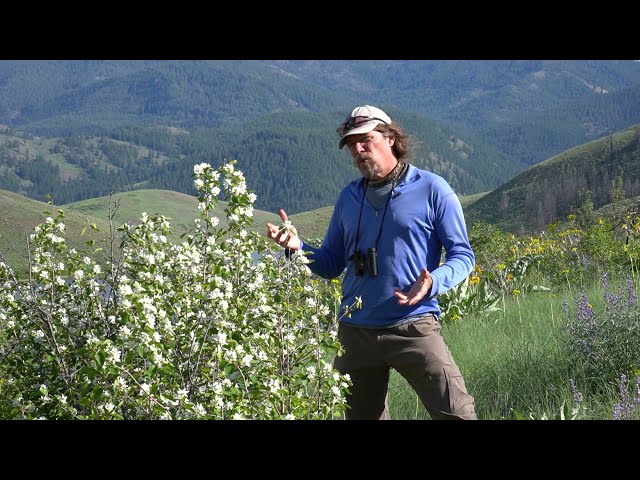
[266,105,476,420]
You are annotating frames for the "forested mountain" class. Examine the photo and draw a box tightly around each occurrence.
[479,83,640,166]
[0,107,512,214]
[0,60,353,134]
[465,124,640,234]
[2,60,640,222]
[260,60,640,129]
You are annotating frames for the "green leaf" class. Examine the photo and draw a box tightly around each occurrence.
[94,351,105,367]
[91,386,104,400]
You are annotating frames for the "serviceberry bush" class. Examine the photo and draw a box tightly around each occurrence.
[0,160,352,420]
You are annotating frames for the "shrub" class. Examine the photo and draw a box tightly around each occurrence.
[0,161,352,419]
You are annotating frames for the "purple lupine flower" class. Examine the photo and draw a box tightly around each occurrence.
[613,402,624,420]
[576,289,594,324]
[570,378,583,409]
[627,274,637,308]
[612,373,636,420]
[601,271,621,310]
[561,300,570,316]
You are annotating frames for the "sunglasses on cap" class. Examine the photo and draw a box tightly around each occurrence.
[336,115,389,137]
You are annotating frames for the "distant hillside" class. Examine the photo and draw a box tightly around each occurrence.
[0,189,110,275]
[6,60,639,138]
[480,83,640,166]
[64,189,281,240]
[262,60,640,132]
[0,188,282,275]
[0,128,183,204]
[459,192,489,209]
[465,124,640,234]
[0,60,354,134]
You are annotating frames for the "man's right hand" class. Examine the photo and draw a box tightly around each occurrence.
[266,208,301,251]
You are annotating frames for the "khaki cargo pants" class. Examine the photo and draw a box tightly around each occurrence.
[334,314,476,420]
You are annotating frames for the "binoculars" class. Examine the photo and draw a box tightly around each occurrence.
[349,248,378,277]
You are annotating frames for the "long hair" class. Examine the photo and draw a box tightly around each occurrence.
[373,122,418,162]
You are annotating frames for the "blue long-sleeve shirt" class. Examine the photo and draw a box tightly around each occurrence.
[300,164,475,328]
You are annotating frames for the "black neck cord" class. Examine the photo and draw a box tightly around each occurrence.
[353,178,396,253]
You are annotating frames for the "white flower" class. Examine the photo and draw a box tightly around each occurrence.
[119,325,132,338]
[214,331,227,346]
[119,284,133,296]
[113,377,128,391]
[193,163,210,175]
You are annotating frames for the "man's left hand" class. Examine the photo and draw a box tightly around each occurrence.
[394,268,432,306]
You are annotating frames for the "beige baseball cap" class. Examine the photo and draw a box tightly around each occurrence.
[336,105,392,149]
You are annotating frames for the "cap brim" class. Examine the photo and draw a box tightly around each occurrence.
[338,120,384,149]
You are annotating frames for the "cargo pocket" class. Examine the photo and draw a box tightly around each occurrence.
[443,366,476,420]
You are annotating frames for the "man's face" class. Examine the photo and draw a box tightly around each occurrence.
[344,130,392,180]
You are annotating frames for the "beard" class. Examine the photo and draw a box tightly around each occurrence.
[352,155,381,180]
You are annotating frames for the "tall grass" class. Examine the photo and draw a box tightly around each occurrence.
[388,274,637,420]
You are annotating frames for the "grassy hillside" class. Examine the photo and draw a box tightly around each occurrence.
[0,188,283,275]
[0,189,111,275]
[459,191,489,209]
[66,189,206,241]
